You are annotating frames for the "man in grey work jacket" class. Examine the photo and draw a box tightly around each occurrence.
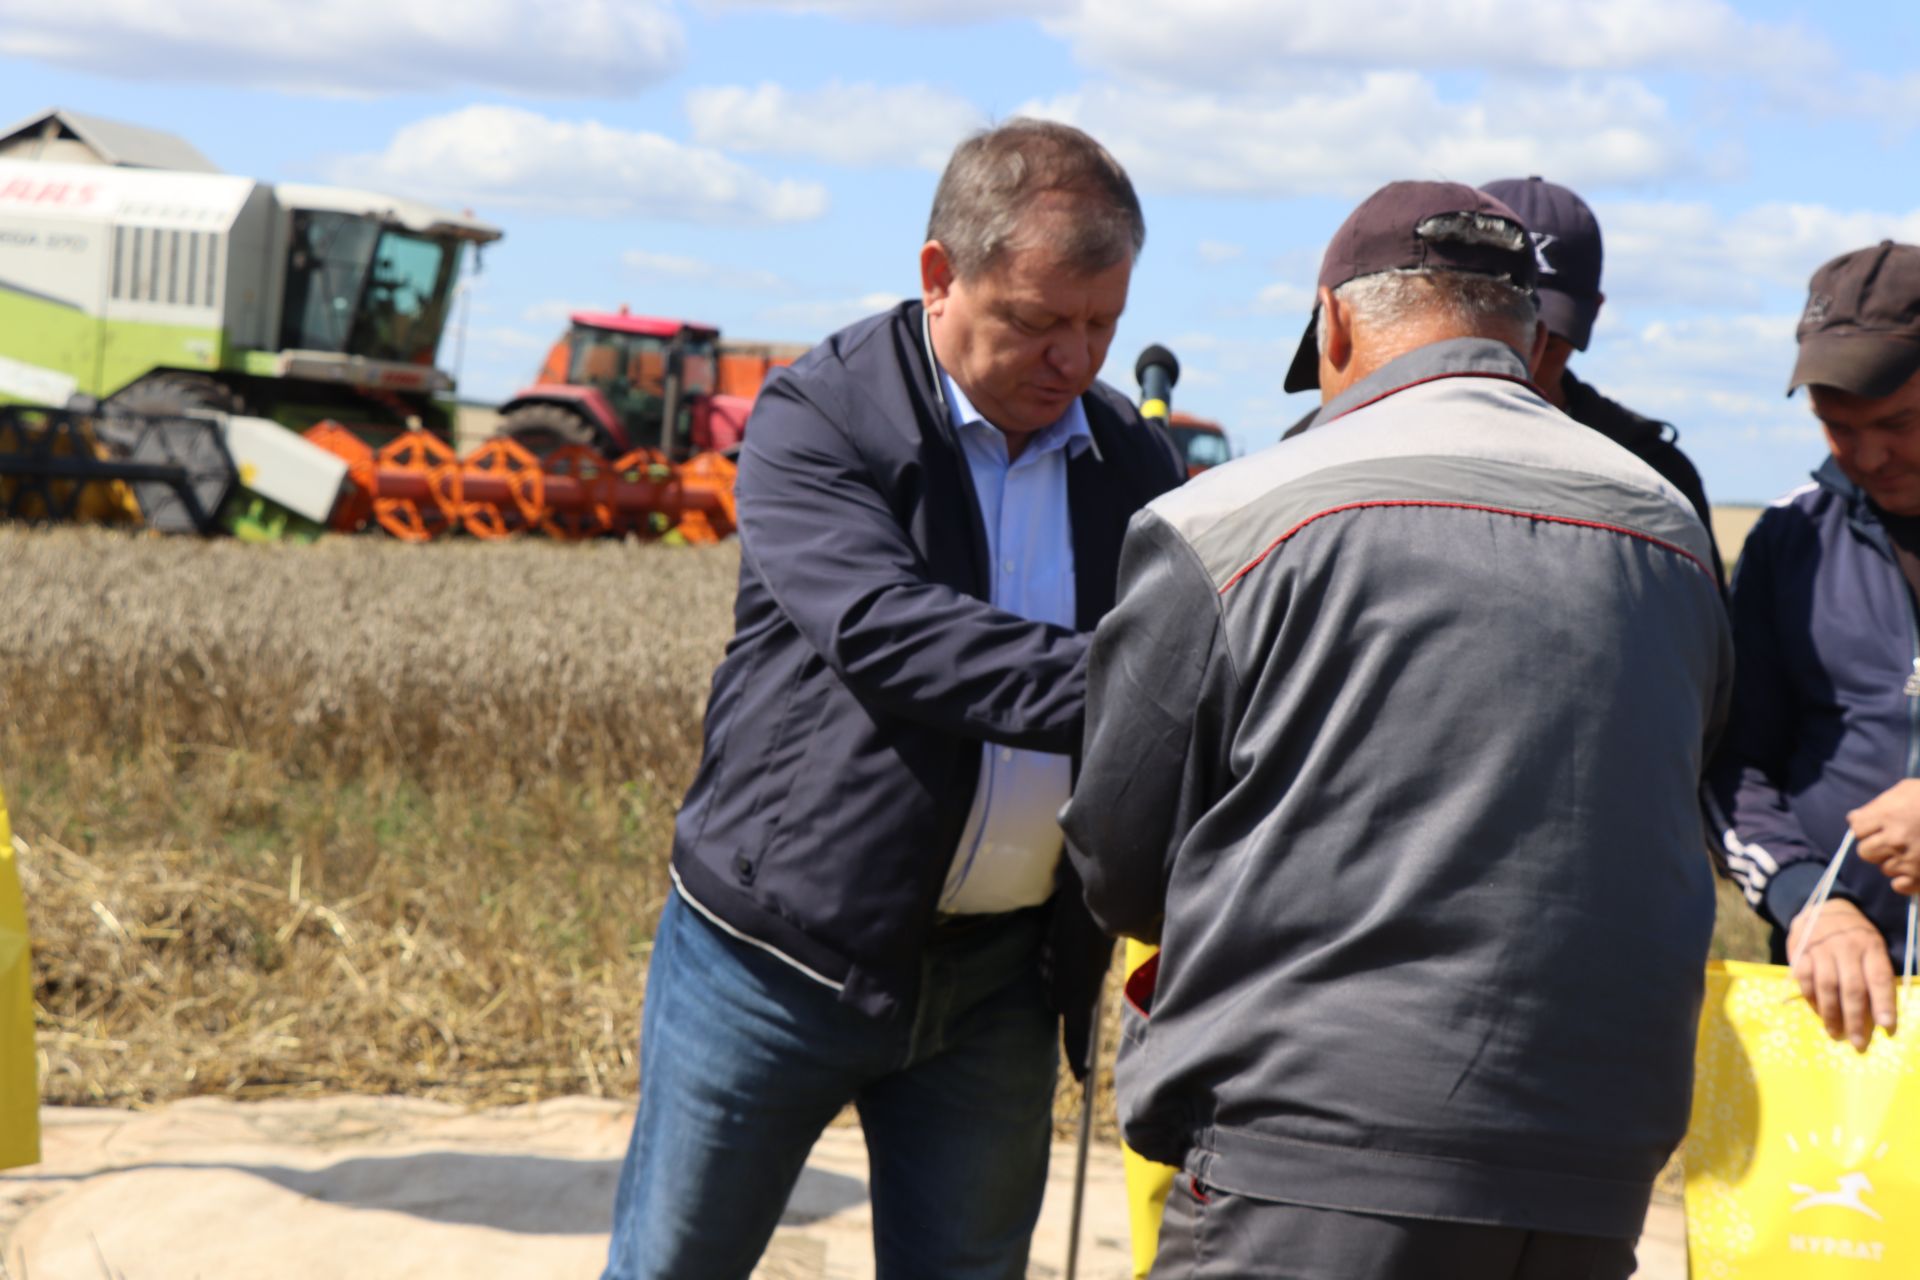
[1063,181,1729,1278]
[601,118,1183,1280]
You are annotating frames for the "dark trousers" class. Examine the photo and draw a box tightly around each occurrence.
[1150,1174,1639,1280]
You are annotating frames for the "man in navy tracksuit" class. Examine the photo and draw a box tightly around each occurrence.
[1706,240,1920,1052]
[600,119,1182,1280]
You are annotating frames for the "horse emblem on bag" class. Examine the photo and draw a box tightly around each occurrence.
[1790,1171,1883,1221]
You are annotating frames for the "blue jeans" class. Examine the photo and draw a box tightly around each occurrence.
[602,889,1059,1280]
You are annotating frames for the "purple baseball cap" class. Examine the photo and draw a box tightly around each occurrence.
[1481,176,1604,352]
[1284,180,1537,393]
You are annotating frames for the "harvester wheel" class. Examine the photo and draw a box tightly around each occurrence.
[539,445,615,541]
[502,403,600,457]
[461,437,545,539]
[303,422,378,533]
[372,431,461,541]
[107,371,246,419]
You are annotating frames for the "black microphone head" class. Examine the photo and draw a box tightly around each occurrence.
[1135,344,1180,390]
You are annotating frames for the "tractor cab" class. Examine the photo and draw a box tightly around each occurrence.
[501,311,726,460]
[1167,412,1232,477]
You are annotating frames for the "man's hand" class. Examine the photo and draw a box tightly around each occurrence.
[1853,779,1920,894]
[1788,896,1897,1052]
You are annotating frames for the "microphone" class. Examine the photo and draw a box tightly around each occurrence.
[1135,345,1179,423]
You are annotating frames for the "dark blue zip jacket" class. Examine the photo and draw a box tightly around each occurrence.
[1705,456,1918,967]
[668,301,1182,1070]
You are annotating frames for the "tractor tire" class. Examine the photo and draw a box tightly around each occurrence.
[502,402,602,458]
[107,371,248,419]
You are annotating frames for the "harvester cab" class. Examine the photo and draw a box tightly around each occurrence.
[0,154,500,439]
[500,311,749,462]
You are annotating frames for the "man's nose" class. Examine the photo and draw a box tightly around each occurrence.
[1853,433,1890,472]
[1047,329,1092,380]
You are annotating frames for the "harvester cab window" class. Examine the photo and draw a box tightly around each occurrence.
[281,211,379,353]
[356,230,452,365]
[280,212,457,365]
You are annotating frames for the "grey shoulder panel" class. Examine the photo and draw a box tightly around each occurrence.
[1149,375,1713,589]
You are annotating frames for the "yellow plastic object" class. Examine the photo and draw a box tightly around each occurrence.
[0,782,39,1170]
[1685,960,1919,1275]
[1122,938,1179,1277]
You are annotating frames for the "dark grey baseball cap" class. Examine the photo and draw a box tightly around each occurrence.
[1284,180,1536,393]
[1480,176,1603,351]
[1789,241,1920,398]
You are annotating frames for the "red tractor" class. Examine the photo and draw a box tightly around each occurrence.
[497,310,756,461]
[1167,412,1232,477]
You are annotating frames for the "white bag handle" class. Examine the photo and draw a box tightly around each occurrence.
[1787,829,1919,988]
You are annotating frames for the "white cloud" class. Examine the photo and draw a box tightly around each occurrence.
[1047,0,1804,87]
[1198,240,1244,265]
[0,0,682,97]
[521,300,599,327]
[1023,75,1695,198]
[621,250,789,292]
[466,325,549,353]
[1599,201,1920,308]
[696,0,1068,22]
[1253,281,1316,316]
[685,81,987,169]
[328,107,829,223]
[755,291,906,334]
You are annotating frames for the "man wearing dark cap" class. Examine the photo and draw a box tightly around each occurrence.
[1707,240,1920,1055]
[1064,180,1730,1278]
[1482,175,1724,587]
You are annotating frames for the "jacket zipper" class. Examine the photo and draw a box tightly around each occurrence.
[1904,593,1920,778]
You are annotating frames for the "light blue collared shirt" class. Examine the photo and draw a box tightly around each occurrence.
[939,371,1091,913]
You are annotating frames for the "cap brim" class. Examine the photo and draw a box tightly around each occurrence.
[1788,334,1920,398]
[1535,289,1599,353]
[1283,310,1320,393]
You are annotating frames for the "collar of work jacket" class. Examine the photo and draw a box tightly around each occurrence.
[1299,337,1539,433]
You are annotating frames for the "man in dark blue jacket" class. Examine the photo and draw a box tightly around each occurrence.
[601,119,1182,1280]
[1707,240,1920,1053]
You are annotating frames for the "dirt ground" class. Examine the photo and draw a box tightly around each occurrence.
[0,1096,1686,1279]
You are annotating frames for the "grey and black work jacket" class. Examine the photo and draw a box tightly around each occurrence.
[1063,338,1731,1240]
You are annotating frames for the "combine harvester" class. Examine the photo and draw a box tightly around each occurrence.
[0,109,785,543]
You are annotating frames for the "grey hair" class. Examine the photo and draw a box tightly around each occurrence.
[927,118,1145,279]
[1316,269,1537,354]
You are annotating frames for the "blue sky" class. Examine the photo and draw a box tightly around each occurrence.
[4,0,1917,502]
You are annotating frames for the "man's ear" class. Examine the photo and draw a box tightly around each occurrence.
[921,241,955,313]
[1317,285,1352,401]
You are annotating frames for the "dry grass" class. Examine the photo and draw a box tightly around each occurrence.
[0,526,736,790]
[0,523,1769,1144]
[2,526,736,1110]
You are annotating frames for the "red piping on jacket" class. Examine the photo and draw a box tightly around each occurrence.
[1218,499,1717,595]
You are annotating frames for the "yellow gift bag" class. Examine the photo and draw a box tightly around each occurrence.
[1686,957,1918,1275]
[1,782,39,1170]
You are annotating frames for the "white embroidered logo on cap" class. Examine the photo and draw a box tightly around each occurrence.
[1530,232,1557,276]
